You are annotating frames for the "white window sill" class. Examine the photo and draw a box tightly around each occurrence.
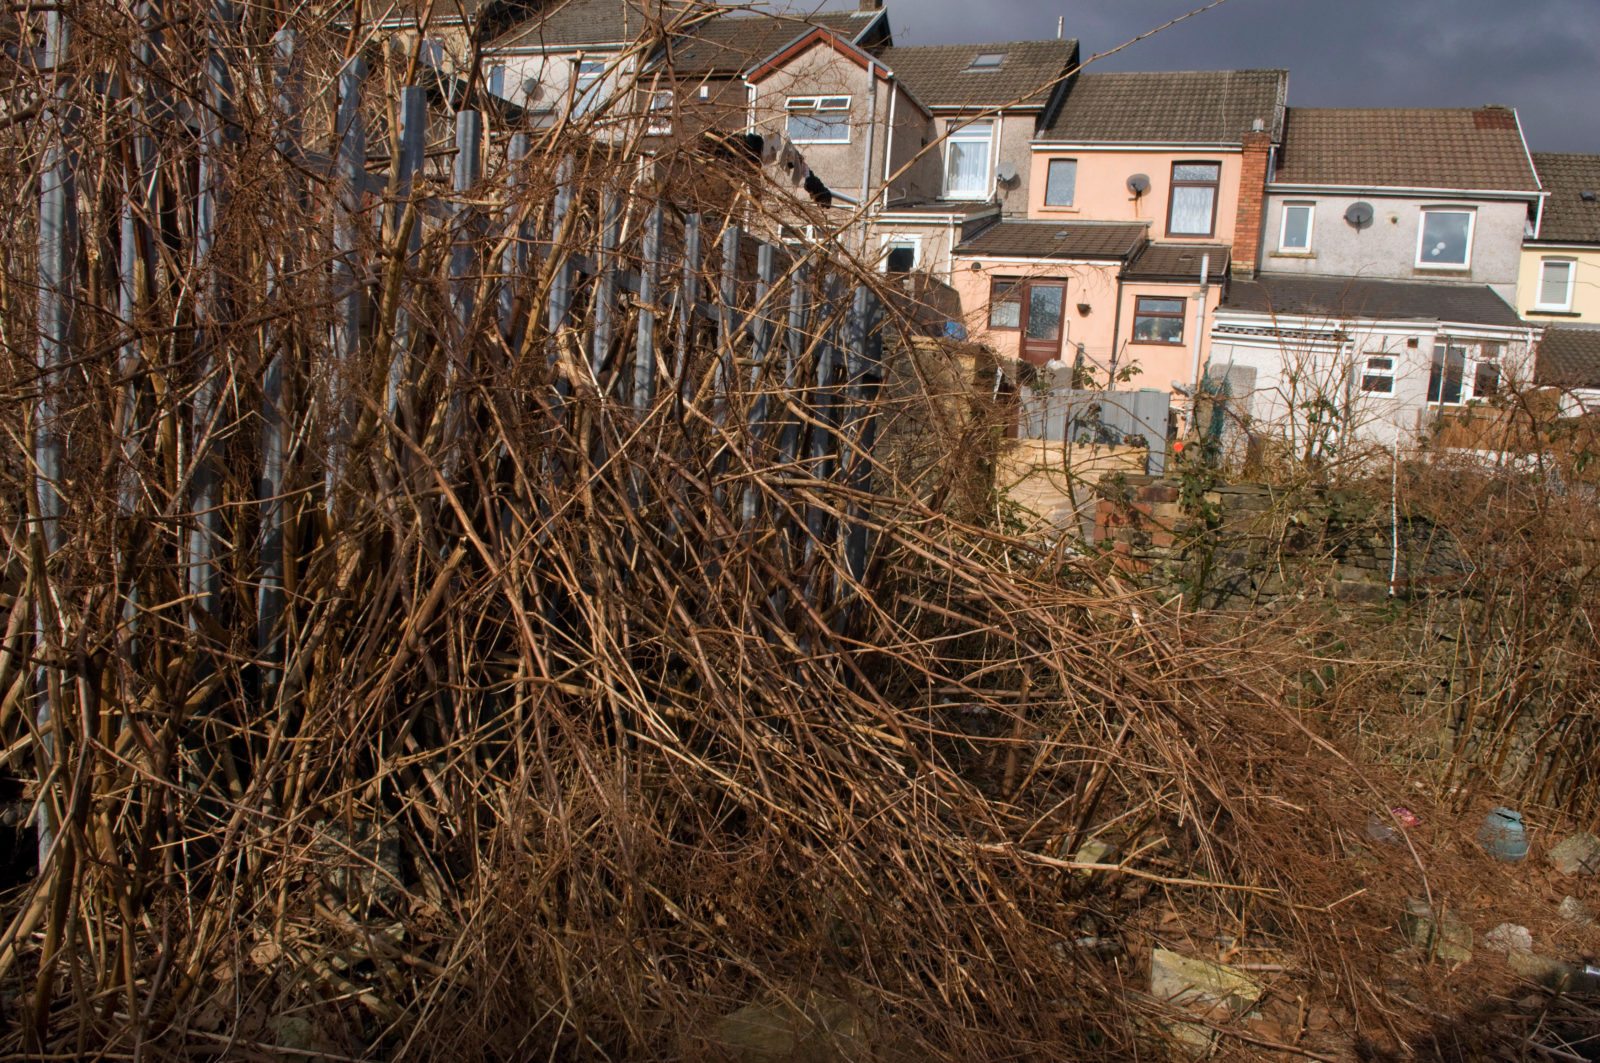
[1039,204,1079,213]
[1414,264,1471,273]
[791,138,851,146]
[1271,249,1314,259]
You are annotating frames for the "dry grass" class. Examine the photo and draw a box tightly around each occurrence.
[0,3,1596,1061]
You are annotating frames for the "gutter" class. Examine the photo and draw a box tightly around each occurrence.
[882,74,898,207]
[1267,181,1546,203]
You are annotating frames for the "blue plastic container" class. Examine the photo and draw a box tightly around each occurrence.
[1477,807,1529,862]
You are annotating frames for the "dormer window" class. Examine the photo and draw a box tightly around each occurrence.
[966,52,1005,72]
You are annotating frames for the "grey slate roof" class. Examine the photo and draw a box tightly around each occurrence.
[1535,326,1600,388]
[1222,275,1523,327]
[1038,69,1287,144]
[877,40,1078,110]
[493,0,692,50]
[1123,243,1230,282]
[1532,153,1600,245]
[663,11,876,75]
[954,220,1148,261]
[1273,108,1540,192]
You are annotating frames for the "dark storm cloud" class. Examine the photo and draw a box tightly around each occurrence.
[793,0,1600,151]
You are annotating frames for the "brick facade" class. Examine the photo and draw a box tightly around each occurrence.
[1231,131,1272,277]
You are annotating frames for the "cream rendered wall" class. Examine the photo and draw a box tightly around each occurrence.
[1113,282,1224,394]
[1517,246,1600,323]
[884,85,940,203]
[750,45,883,203]
[1028,148,1244,242]
[949,257,1122,365]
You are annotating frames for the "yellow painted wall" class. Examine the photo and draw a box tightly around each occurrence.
[1517,247,1600,323]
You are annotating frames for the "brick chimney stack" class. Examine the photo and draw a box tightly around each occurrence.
[1232,125,1272,277]
[858,0,884,9]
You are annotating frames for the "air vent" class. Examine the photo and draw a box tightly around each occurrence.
[1582,190,1598,203]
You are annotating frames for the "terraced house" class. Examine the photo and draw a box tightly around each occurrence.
[1208,107,1544,449]
[1519,153,1600,413]
[949,69,1287,391]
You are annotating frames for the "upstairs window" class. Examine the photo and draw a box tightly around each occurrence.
[1537,258,1576,311]
[1417,208,1474,269]
[786,96,851,144]
[966,52,1005,71]
[1167,161,1221,237]
[647,90,674,135]
[1044,159,1077,207]
[573,59,606,117]
[1279,202,1314,252]
[945,120,994,199]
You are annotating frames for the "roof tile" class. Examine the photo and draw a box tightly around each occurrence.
[954,220,1148,260]
[1039,69,1287,144]
[1273,108,1540,192]
[1532,153,1600,245]
[1222,274,1523,327]
[877,41,1078,110]
[1535,326,1600,388]
[1123,243,1230,282]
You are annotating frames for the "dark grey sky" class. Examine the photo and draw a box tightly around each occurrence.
[793,0,1600,152]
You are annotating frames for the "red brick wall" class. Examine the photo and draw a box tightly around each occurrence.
[1232,131,1272,277]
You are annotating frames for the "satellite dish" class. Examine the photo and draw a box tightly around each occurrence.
[1345,201,1375,229]
[995,161,1019,185]
[522,79,542,101]
[1127,173,1151,196]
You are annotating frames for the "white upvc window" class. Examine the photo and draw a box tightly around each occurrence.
[944,120,994,200]
[1358,353,1395,395]
[573,59,607,117]
[646,90,673,135]
[1416,208,1475,270]
[1279,202,1314,253]
[1537,257,1576,311]
[785,96,851,144]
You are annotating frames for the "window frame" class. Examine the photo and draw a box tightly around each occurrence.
[1131,295,1188,346]
[1166,161,1221,238]
[1415,208,1476,271]
[572,58,607,117]
[880,234,920,274]
[785,95,853,145]
[1278,201,1315,253]
[1359,353,1396,395]
[943,120,995,200]
[646,90,674,135]
[988,277,1024,331]
[1426,344,1469,405]
[966,52,1006,72]
[1043,158,1077,208]
[1536,257,1577,311]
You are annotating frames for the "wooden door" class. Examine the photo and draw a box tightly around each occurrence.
[1020,281,1065,365]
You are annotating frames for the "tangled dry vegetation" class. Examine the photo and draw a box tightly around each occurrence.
[0,2,1596,1060]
